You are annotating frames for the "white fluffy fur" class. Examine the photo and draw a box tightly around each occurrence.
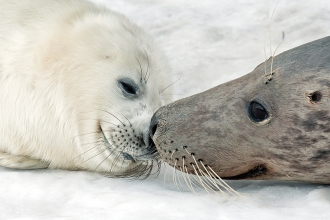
[0,0,171,175]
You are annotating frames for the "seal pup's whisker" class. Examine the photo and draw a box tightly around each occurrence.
[99,109,133,127]
[135,56,144,82]
[150,160,162,177]
[70,121,110,140]
[85,138,120,164]
[156,162,162,177]
[94,141,126,172]
[144,161,155,179]
[78,140,103,148]
[144,50,150,83]
[71,131,101,140]
[75,142,103,160]
[109,161,144,179]
[98,109,126,127]
[117,163,140,178]
[109,112,133,128]
[75,118,124,130]
[85,148,107,163]
[101,123,125,130]
[94,152,113,172]
[142,161,155,180]
[109,152,123,174]
[122,160,154,180]
[159,74,183,95]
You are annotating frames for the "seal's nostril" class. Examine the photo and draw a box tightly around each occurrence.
[151,123,157,137]
[142,130,156,152]
[149,114,158,137]
[146,136,155,151]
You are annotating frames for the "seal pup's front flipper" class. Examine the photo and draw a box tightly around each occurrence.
[0,152,49,169]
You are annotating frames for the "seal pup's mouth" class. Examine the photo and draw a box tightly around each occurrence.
[120,152,135,161]
[222,164,267,180]
[100,126,158,162]
[100,127,135,162]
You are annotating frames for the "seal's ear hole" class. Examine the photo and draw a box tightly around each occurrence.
[308,91,322,103]
[249,101,269,122]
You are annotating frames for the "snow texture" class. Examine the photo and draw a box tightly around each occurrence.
[1,0,330,219]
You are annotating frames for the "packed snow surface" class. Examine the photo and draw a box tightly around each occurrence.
[1,0,330,219]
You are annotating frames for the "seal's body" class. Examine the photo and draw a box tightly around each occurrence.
[151,36,330,184]
[0,0,171,177]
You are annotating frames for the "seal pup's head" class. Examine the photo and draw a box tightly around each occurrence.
[0,0,171,177]
[54,7,172,177]
[151,36,330,184]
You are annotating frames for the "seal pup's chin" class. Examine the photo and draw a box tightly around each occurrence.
[100,126,157,163]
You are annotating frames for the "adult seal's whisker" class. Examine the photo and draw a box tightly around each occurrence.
[172,159,181,191]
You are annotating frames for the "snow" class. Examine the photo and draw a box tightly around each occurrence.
[1,0,330,219]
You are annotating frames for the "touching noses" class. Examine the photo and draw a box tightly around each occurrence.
[142,113,158,151]
[149,113,158,139]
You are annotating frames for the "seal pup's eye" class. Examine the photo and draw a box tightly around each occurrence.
[118,78,139,97]
[249,101,268,122]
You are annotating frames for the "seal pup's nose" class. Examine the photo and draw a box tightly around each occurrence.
[149,114,158,138]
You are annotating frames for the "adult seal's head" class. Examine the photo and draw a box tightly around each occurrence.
[151,36,330,184]
[0,0,172,178]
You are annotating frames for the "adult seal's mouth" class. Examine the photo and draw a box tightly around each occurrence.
[222,164,268,180]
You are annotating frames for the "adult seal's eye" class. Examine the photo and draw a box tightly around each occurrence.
[249,101,268,122]
[118,78,139,97]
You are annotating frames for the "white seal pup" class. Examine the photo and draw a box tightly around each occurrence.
[0,0,171,177]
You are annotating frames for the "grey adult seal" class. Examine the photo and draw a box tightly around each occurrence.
[150,36,330,184]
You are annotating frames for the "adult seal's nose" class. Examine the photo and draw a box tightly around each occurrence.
[149,114,158,138]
